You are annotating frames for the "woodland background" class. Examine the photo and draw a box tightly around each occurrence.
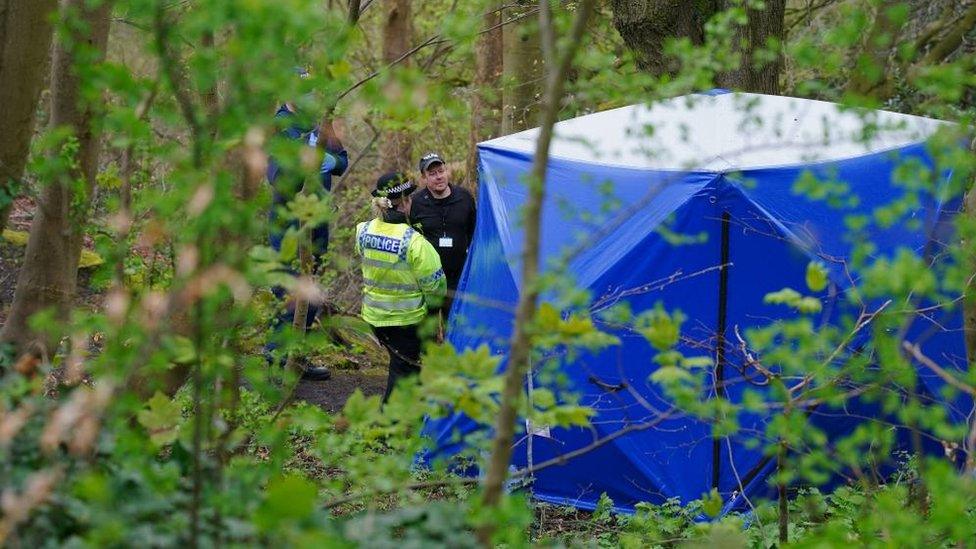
[1,0,976,546]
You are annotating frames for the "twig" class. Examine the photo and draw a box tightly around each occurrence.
[901,341,976,397]
[334,35,440,105]
[789,300,891,395]
[115,82,160,282]
[733,324,775,383]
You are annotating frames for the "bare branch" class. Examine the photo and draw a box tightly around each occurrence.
[789,300,891,396]
[334,34,440,105]
[918,2,976,67]
[902,341,976,397]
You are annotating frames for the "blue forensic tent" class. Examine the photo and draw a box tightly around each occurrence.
[423,91,971,513]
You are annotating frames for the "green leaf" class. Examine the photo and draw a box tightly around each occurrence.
[166,335,196,365]
[764,287,822,313]
[683,356,714,369]
[805,261,829,292]
[764,287,802,305]
[701,488,724,518]
[650,366,693,385]
[593,492,615,523]
[279,231,298,262]
[636,304,684,351]
[254,475,317,532]
[797,296,823,314]
[552,405,595,427]
[137,392,182,447]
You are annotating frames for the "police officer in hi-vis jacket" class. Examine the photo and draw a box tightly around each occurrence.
[356,172,446,402]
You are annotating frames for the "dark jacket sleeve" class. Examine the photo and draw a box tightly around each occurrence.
[466,190,477,244]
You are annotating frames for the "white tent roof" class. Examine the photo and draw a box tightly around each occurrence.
[481,92,948,172]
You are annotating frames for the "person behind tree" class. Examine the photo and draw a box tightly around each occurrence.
[357,172,447,402]
[409,152,476,319]
[265,66,348,381]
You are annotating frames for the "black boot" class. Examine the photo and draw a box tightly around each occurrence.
[298,356,331,381]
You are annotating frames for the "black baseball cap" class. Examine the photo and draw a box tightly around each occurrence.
[418,152,445,173]
[373,172,417,199]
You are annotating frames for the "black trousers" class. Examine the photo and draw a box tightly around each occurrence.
[373,324,422,403]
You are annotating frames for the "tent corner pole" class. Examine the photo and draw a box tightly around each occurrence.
[712,210,732,492]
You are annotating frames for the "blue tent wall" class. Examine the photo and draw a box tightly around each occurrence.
[423,138,970,513]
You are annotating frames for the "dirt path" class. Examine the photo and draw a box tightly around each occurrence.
[293,367,386,413]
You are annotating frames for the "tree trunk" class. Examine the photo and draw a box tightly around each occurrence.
[378,0,412,172]
[610,0,716,75]
[0,0,60,231]
[0,0,113,358]
[465,1,504,187]
[610,0,786,94]
[716,0,785,94]
[501,2,544,134]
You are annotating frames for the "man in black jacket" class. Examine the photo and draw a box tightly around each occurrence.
[410,152,476,319]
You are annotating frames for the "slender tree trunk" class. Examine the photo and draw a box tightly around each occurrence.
[348,0,362,25]
[0,0,113,358]
[378,0,413,172]
[501,1,544,134]
[0,0,60,231]
[965,180,976,366]
[466,1,504,186]
[478,1,596,544]
[777,440,789,544]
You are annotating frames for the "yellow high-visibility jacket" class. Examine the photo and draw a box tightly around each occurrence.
[356,218,447,327]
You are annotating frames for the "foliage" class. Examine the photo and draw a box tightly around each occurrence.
[0,0,975,547]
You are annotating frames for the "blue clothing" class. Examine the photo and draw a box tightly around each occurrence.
[266,106,348,351]
[267,105,349,258]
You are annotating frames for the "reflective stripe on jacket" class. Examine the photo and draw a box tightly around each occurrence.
[356,218,446,327]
